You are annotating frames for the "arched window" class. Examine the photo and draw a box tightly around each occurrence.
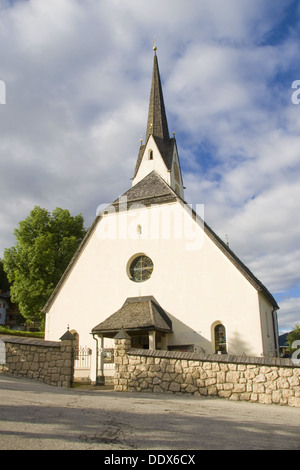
[214,323,227,354]
[149,149,153,160]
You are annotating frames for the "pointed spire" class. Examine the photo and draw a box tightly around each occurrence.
[132,47,185,199]
[145,48,170,143]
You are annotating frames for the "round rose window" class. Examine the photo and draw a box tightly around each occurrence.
[129,255,154,282]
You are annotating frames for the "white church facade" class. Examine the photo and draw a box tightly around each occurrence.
[43,49,279,382]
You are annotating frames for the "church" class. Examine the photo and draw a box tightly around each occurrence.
[43,48,279,382]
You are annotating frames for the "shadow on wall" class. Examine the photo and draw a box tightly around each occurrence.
[161,311,261,357]
[228,331,256,357]
[166,313,211,353]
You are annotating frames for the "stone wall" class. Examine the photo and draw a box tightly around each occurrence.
[0,334,74,387]
[114,337,300,407]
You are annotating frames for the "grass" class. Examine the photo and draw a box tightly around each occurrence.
[0,326,44,338]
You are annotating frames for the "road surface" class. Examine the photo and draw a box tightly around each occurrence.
[0,375,299,450]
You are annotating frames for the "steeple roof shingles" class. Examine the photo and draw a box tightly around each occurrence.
[146,52,170,142]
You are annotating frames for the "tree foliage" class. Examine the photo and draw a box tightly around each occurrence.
[3,206,86,325]
[287,324,300,354]
[0,259,10,291]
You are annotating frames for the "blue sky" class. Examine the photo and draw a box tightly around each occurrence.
[0,0,299,333]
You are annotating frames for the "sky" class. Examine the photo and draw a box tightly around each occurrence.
[0,0,299,333]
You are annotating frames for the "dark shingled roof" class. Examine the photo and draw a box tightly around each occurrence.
[114,328,131,340]
[60,329,75,341]
[112,170,177,209]
[146,52,169,142]
[92,296,173,336]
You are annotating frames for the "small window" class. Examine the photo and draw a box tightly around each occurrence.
[149,149,153,160]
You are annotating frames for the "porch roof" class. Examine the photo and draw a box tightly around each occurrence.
[91,296,173,337]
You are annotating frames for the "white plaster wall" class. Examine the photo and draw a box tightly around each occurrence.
[132,136,170,186]
[45,201,270,357]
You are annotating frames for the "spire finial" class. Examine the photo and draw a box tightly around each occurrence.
[153,36,157,54]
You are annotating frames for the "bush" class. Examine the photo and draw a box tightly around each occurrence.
[0,326,44,338]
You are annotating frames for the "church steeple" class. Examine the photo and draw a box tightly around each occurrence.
[145,47,170,142]
[132,47,184,200]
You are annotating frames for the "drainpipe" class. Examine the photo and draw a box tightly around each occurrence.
[272,309,280,357]
[97,333,105,385]
[91,334,98,385]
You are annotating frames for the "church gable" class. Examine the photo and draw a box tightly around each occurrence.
[43,168,278,317]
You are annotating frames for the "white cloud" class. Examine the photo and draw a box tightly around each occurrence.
[0,0,299,331]
[277,297,300,332]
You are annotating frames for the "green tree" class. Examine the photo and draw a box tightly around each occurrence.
[287,324,300,354]
[0,259,10,291]
[3,206,86,326]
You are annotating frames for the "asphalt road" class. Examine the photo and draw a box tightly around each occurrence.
[0,374,299,451]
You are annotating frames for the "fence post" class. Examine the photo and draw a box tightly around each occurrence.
[114,329,131,392]
[59,328,76,387]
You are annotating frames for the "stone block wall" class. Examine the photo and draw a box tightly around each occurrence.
[0,334,74,387]
[114,338,300,407]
